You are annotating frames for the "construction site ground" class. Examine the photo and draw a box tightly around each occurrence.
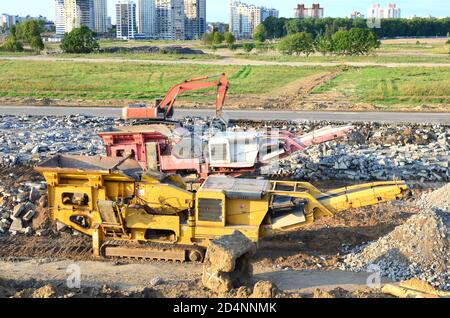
[0,165,436,298]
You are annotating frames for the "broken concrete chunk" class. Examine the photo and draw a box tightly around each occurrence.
[29,187,40,203]
[23,226,33,236]
[12,203,27,218]
[149,276,164,287]
[9,218,23,233]
[202,231,256,292]
[56,221,67,232]
[23,210,36,222]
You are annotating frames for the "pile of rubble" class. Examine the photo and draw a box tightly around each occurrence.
[0,115,118,167]
[0,172,49,236]
[341,184,450,291]
[1,115,449,183]
[269,122,449,182]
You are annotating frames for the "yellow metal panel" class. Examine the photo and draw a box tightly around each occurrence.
[225,197,269,226]
[125,207,181,237]
[136,183,193,214]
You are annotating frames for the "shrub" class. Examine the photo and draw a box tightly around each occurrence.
[278,32,314,56]
[224,32,235,45]
[61,26,99,54]
[242,43,255,53]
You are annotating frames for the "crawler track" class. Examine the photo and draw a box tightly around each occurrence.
[101,240,206,263]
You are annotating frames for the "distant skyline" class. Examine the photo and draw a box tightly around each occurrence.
[1,0,449,24]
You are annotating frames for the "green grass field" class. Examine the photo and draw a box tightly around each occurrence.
[312,67,450,107]
[0,60,328,101]
[377,42,450,54]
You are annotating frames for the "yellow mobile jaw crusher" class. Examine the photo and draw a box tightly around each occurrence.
[36,155,411,262]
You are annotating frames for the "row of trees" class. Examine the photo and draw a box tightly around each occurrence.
[262,17,450,39]
[202,31,236,47]
[1,20,44,53]
[277,28,380,56]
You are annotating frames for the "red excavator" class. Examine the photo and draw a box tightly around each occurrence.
[122,73,229,121]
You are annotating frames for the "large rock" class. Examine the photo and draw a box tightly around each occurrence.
[9,218,23,233]
[12,203,27,218]
[29,187,40,203]
[22,210,36,222]
[202,231,256,292]
[251,281,282,298]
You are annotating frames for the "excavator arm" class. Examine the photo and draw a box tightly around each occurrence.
[122,74,229,120]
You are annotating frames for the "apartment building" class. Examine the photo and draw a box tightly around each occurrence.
[0,14,18,30]
[367,3,401,19]
[155,0,185,40]
[184,0,206,40]
[229,1,278,39]
[64,0,95,32]
[93,0,108,33]
[294,3,324,19]
[137,0,155,38]
[116,0,137,39]
[54,0,65,35]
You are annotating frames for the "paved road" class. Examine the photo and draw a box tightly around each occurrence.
[1,105,449,124]
[1,55,450,68]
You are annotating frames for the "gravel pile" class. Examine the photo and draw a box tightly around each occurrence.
[0,115,118,167]
[0,170,50,237]
[341,184,450,291]
[268,122,449,182]
[0,115,448,182]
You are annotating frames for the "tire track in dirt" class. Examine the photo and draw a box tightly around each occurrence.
[225,67,346,110]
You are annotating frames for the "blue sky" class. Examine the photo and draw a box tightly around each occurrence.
[1,0,449,23]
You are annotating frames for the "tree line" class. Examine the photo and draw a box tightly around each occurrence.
[277,28,380,56]
[1,19,44,53]
[262,17,450,39]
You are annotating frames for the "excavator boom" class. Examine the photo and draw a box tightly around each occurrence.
[122,74,229,121]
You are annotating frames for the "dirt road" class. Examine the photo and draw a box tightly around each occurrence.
[1,55,449,68]
[0,258,387,295]
[1,105,450,123]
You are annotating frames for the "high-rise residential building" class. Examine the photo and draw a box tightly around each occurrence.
[116,0,137,39]
[55,0,65,35]
[229,1,278,39]
[107,16,112,30]
[64,0,95,32]
[93,0,108,33]
[155,0,185,40]
[0,14,18,30]
[367,3,401,19]
[294,3,324,19]
[137,0,155,38]
[184,0,206,40]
